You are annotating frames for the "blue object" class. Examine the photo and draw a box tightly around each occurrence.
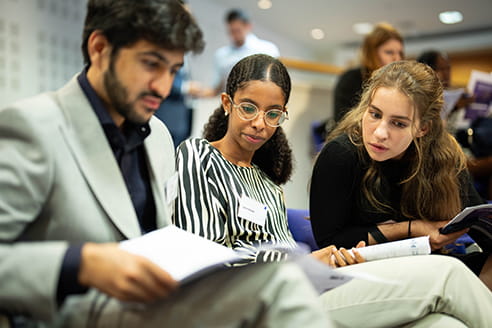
[311,121,325,154]
[154,68,193,148]
[444,233,476,254]
[286,208,319,251]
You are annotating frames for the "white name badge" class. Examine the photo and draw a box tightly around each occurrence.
[238,194,268,226]
[164,172,179,205]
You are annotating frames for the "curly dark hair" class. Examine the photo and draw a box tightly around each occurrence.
[82,0,204,65]
[203,54,293,185]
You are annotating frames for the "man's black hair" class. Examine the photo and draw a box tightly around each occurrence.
[225,8,250,24]
[82,0,204,65]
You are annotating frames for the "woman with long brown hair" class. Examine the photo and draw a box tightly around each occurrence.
[310,60,492,288]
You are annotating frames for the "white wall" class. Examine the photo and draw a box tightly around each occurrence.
[0,0,85,107]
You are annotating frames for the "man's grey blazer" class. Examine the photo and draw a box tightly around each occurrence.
[0,77,175,322]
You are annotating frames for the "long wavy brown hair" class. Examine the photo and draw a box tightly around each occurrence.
[327,60,466,221]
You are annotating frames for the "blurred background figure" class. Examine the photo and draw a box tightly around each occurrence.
[417,50,474,126]
[154,65,206,147]
[417,50,452,88]
[314,23,403,145]
[154,0,212,147]
[203,8,280,97]
[418,49,492,200]
[333,22,404,123]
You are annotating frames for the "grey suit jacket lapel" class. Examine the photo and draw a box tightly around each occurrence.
[54,78,141,239]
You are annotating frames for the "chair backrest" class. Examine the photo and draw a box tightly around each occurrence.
[311,120,326,154]
[286,208,319,251]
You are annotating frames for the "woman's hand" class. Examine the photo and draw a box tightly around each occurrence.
[310,241,366,268]
[413,220,469,250]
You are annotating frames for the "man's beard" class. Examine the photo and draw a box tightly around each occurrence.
[103,60,161,125]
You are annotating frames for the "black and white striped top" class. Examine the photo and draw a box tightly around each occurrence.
[173,138,297,264]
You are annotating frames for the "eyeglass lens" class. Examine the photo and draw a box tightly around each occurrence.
[236,103,286,126]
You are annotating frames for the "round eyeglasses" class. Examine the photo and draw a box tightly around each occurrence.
[228,96,288,127]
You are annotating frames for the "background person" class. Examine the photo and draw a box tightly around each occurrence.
[153,0,212,147]
[154,64,205,147]
[334,22,403,123]
[203,8,280,97]
[417,50,452,88]
[416,49,474,122]
[314,22,404,146]
[416,50,492,200]
[310,60,492,289]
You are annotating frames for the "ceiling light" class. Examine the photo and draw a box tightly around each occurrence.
[353,22,373,35]
[439,11,463,24]
[311,28,325,40]
[257,0,272,10]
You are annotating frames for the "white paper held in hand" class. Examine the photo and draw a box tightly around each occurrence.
[343,236,431,262]
[120,225,241,282]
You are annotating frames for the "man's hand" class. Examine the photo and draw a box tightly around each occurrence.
[78,243,178,303]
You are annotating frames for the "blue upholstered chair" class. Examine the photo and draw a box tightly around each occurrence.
[287,208,479,254]
[311,120,325,155]
[286,208,319,251]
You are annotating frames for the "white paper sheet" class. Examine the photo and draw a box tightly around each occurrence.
[120,225,241,282]
[443,88,465,118]
[344,236,431,262]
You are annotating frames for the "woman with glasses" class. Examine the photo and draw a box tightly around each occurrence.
[173,53,356,265]
[172,54,492,327]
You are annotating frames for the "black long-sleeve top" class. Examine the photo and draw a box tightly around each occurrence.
[309,134,483,249]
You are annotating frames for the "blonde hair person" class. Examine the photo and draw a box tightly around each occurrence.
[333,22,404,122]
[310,60,492,289]
[332,60,463,219]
